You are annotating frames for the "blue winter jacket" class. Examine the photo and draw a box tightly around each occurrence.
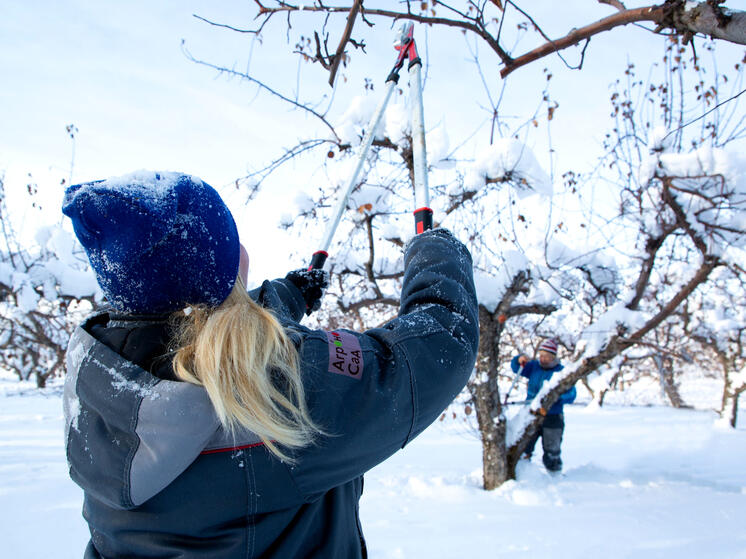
[63,229,479,558]
[510,355,576,415]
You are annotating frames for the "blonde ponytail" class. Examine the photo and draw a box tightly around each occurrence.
[172,279,319,461]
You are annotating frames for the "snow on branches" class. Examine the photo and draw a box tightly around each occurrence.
[0,176,99,387]
[464,139,552,197]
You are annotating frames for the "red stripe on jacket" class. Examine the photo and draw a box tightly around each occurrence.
[200,442,265,455]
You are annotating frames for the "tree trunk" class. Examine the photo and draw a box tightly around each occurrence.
[719,368,743,429]
[660,370,684,408]
[674,2,746,46]
[470,307,510,490]
[655,355,686,408]
[721,389,739,428]
[468,272,558,490]
[718,350,743,428]
[731,393,740,428]
[473,381,509,490]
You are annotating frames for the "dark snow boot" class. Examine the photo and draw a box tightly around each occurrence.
[542,450,562,472]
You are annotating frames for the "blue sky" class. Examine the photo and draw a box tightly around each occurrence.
[1,1,309,276]
[1,2,272,185]
[2,1,744,278]
[1,0,668,186]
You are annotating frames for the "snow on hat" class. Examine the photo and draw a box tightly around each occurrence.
[62,171,240,314]
[538,338,558,355]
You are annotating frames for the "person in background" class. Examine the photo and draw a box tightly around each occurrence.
[61,171,479,559]
[511,338,576,473]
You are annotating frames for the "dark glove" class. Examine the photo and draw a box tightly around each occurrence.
[285,268,329,315]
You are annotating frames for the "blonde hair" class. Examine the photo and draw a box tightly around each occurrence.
[172,279,319,461]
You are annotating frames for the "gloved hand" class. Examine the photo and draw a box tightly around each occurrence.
[531,407,547,417]
[285,268,329,315]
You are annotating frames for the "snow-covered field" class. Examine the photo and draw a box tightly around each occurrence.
[2,374,744,559]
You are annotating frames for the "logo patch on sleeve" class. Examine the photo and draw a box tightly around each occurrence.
[326,330,364,379]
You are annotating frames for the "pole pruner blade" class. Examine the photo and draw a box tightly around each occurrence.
[392,22,421,72]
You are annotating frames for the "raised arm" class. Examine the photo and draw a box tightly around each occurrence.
[289,229,479,495]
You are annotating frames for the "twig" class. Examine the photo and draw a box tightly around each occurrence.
[192,13,265,34]
[598,0,627,12]
[182,42,342,143]
[659,87,746,144]
[251,3,514,64]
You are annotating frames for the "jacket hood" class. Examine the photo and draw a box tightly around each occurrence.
[63,314,259,510]
[538,357,562,371]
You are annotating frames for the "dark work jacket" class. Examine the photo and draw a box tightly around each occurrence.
[64,229,479,559]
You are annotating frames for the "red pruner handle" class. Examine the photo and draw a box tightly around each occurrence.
[308,250,328,271]
[413,207,433,235]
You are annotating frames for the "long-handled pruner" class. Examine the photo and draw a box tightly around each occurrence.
[394,22,432,236]
[308,23,431,270]
[503,365,524,405]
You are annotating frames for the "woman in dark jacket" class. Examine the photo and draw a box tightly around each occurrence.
[62,171,479,558]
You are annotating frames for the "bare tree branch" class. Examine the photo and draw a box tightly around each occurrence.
[238,139,331,193]
[628,222,677,310]
[364,215,383,297]
[199,2,746,84]
[181,42,342,143]
[501,2,746,78]
[192,13,265,34]
[630,257,719,341]
[506,303,558,317]
[337,296,398,312]
[245,2,514,64]
[328,0,363,86]
[660,176,709,254]
[501,6,662,78]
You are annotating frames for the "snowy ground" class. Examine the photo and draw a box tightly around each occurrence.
[1,375,744,559]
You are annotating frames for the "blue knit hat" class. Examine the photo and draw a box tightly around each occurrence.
[62,171,240,314]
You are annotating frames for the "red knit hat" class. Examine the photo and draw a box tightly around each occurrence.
[538,338,558,355]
